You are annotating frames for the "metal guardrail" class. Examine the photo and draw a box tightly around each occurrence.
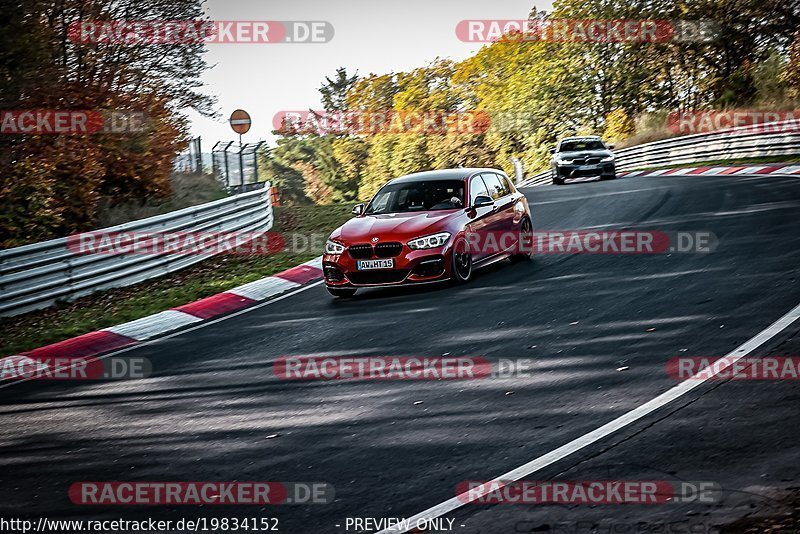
[520,121,800,187]
[0,184,273,317]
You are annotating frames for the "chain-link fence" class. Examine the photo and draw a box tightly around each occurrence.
[174,137,204,174]
[212,141,266,193]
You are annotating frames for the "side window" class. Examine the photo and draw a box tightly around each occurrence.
[494,173,513,195]
[481,173,505,200]
[506,175,517,193]
[469,175,489,204]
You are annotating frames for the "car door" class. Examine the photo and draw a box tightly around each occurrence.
[496,172,526,227]
[465,174,495,261]
[480,172,516,255]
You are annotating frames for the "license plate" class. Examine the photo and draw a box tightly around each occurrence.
[578,164,598,171]
[357,259,394,270]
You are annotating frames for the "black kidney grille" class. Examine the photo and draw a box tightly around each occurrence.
[348,244,374,259]
[374,242,403,257]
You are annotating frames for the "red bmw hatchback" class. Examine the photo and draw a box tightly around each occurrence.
[323,168,533,297]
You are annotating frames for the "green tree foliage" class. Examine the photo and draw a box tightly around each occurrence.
[359,135,398,201]
[260,137,313,205]
[331,137,368,199]
[785,32,800,99]
[320,67,358,112]
[604,109,636,144]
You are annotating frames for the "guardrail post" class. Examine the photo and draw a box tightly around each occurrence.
[253,141,264,184]
[510,157,524,185]
[223,141,233,189]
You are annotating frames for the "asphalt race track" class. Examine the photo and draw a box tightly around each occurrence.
[2,172,800,533]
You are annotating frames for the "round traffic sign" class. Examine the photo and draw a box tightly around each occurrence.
[229,109,251,135]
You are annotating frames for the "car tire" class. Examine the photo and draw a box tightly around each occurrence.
[327,287,357,298]
[450,236,473,285]
[552,171,564,186]
[512,217,533,262]
[601,172,617,180]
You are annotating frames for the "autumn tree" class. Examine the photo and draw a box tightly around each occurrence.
[0,0,215,247]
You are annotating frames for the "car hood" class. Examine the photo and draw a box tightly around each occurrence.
[331,210,460,244]
[556,150,614,159]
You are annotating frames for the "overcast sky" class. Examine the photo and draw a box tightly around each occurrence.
[188,0,551,148]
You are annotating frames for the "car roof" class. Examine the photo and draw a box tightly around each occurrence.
[388,168,504,184]
[559,136,602,142]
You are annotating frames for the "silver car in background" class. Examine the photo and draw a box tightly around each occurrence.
[550,136,617,185]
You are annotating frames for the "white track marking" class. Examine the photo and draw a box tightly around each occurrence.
[0,280,325,390]
[103,310,202,341]
[378,301,800,533]
[228,277,299,301]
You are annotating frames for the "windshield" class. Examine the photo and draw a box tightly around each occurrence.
[365,180,465,214]
[559,140,606,152]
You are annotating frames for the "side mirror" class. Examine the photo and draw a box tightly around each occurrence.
[549,147,556,154]
[473,195,494,208]
[608,144,616,149]
[352,203,364,216]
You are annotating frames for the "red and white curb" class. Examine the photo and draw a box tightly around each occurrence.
[520,163,800,187]
[3,257,323,365]
[625,163,800,178]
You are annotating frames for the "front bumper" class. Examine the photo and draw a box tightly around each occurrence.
[556,162,616,179]
[323,245,452,288]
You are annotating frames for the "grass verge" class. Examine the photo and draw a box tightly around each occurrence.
[1,204,353,356]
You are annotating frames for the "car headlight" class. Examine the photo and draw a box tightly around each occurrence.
[556,158,574,165]
[601,156,615,162]
[325,239,345,255]
[407,232,451,250]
